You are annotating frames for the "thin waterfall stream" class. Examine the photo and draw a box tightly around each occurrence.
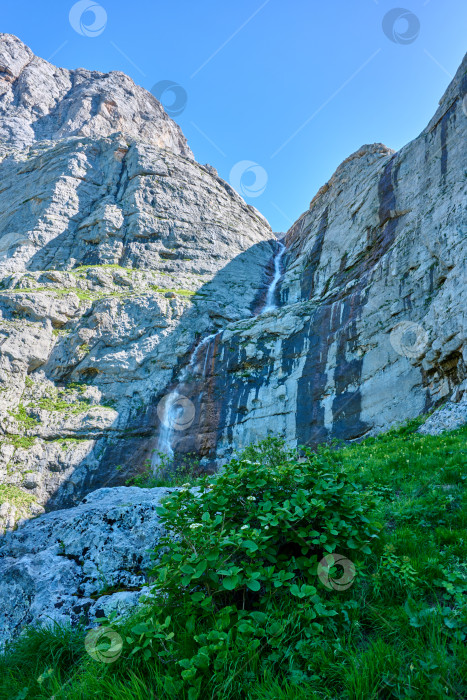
[152,241,286,471]
[262,241,286,312]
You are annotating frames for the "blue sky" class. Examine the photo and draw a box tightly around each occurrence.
[2,1,466,232]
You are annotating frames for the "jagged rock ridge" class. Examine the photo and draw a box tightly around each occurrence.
[0,33,191,156]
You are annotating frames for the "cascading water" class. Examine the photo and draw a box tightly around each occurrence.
[152,332,220,472]
[262,241,286,312]
[152,241,287,469]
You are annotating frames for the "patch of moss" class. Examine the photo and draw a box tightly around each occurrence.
[72,264,134,274]
[5,435,37,450]
[53,437,88,451]
[150,285,195,297]
[65,382,88,394]
[0,484,37,509]
[36,396,92,414]
[7,403,40,429]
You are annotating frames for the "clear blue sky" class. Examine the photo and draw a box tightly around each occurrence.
[3,1,466,232]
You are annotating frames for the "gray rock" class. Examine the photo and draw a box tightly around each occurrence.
[418,391,467,436]
[198,57,467,459]
[0,35,465,649]
[0,486,172,645]
[0,33,191,157]
[0,36,274,518]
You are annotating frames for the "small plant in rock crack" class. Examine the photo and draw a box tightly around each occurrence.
[126,438,381,698]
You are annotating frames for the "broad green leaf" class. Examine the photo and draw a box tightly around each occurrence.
[246,579,261,591]
[180,564,195,575]
[222,576,238,590]
[193,560,207,577]
[243,540,259,551]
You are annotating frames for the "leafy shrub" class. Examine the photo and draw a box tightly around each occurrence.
[127,438,380,697]
[371,544,418,598]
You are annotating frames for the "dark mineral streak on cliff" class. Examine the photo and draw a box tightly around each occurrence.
[330,290,369,442]
[282,304,332,447]
[300,207,329,300]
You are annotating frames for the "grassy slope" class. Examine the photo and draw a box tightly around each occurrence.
[1,419,466,700]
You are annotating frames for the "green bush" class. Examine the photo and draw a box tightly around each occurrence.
[127,439,380,697]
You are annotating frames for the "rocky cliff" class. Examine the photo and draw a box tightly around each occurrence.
[196,59,467,461]
[0,34,465,532]
[0,34,276,528]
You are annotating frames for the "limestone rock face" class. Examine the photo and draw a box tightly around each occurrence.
[0,35,274,521]
[192,56,467,458]
[418,393,467,436]
[0,486,172,646]
[0,33,191,157]
[0,35,466,648]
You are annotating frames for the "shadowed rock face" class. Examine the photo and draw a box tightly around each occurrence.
[0,34,465,527]
[199,57,466,460]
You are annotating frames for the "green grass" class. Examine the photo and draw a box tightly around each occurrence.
[34,396,102,415]
[3,435,37,449]
[0,484,37,512]
[149,285,196,297]
[7,403,40,429]
[1,286,95,300]
[1,419,466,700]
[53,437,89,451]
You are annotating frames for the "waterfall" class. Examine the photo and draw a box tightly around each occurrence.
[153,241,287,469]
[262,242,286,312]
[152,332,219,472]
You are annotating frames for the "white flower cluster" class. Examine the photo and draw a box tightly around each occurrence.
[189,523,202,530]
[246,496,256,502]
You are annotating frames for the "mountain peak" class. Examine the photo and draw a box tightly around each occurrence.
[0,33,192,157]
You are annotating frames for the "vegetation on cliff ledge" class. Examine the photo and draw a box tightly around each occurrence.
[1,420,466,699]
